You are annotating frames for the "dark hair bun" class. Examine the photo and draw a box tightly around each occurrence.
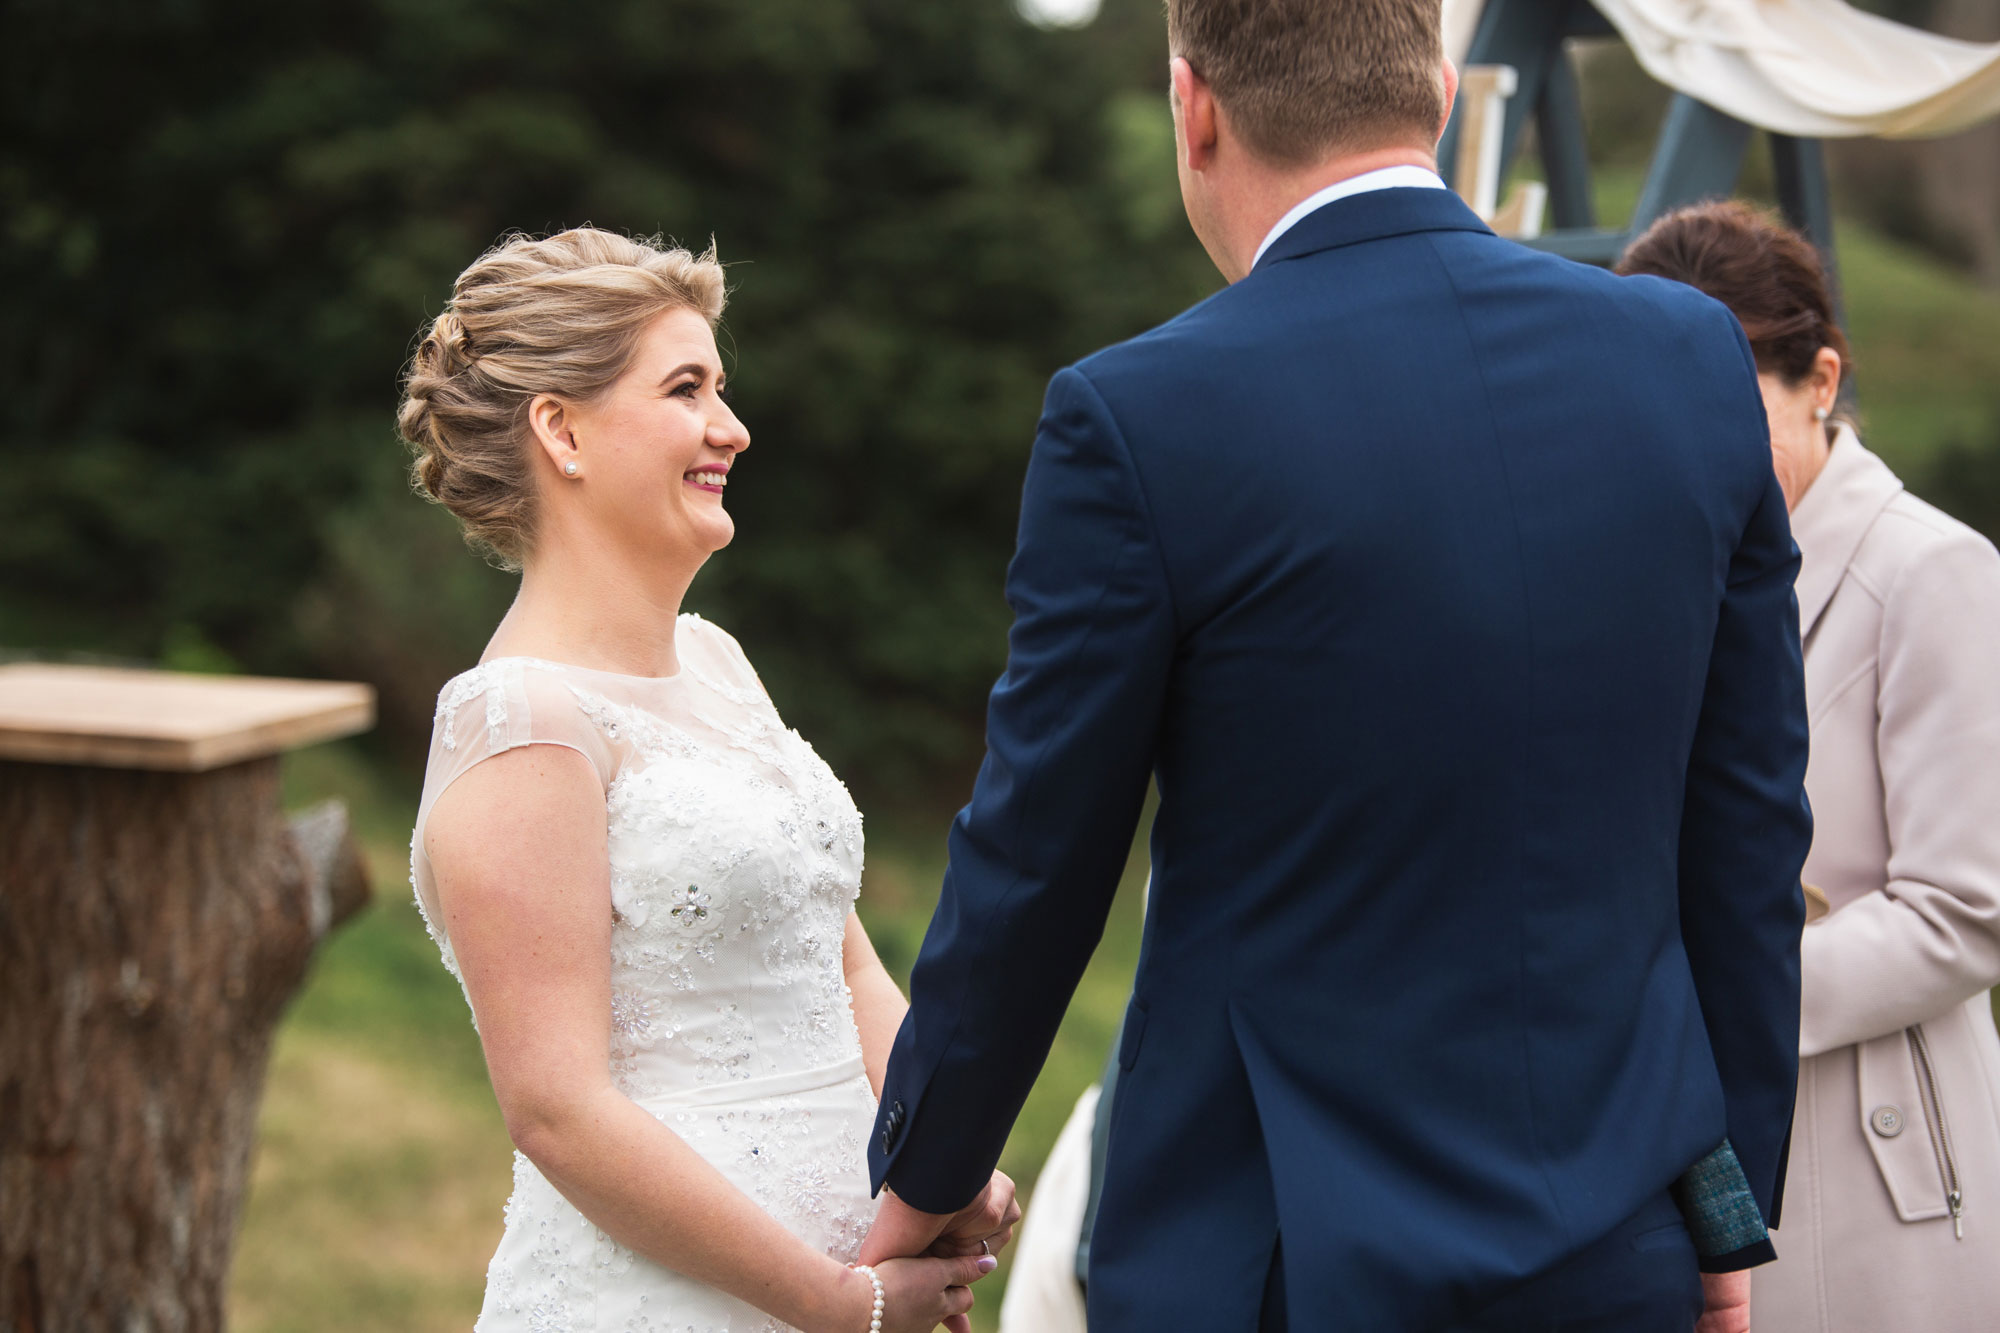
[1617,200,1852,387]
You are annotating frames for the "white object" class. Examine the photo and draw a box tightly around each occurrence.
[412,613,881,1330]
[1448,64,1550,236]
[1457,64,1521,219]
[997,1084,1100,1333]
[1017,0,1100,30]
[853,1264,886,1331]
[1491,180,1549,238]
[1443,0,2000,139]
[1444,0,1486,69]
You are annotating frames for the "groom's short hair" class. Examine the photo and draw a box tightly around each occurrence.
[1167,0,1446,167]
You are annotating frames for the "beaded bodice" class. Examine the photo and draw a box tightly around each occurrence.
[410,614,867,1100]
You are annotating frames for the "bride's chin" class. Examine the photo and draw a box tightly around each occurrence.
[694,513,735,551]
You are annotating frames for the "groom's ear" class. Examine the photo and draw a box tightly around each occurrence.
[1436,57,1460,146]
[1170,56,1219,173]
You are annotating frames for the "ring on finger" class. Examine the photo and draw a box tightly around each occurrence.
[980,1239,991,1256]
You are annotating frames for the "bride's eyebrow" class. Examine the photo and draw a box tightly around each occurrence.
[657,362,708,388]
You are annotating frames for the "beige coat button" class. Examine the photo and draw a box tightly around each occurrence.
[1871,1106,1906,1138]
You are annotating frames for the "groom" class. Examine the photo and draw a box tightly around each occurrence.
[860,1,1810,1328]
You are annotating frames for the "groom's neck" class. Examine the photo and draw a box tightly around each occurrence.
[1205,144,1439,283]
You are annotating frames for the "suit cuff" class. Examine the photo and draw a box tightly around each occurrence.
[868,1030,990,1214]
[1671,1139,1771,1263]
[881,1160,985,1216]
[872,1088,992,1214]
[1698,1238,1778,1272]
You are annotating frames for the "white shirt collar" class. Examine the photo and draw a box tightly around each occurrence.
[1250,165,1448,271]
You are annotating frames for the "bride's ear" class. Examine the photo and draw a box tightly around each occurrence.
[528,394,582,480]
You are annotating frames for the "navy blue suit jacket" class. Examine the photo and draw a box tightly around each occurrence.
[870,188,1810,1330]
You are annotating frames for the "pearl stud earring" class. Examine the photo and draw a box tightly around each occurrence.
[1814,407,1830,423]
[563,460,579,477]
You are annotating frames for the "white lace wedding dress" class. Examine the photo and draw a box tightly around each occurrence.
[410,614,880,1333]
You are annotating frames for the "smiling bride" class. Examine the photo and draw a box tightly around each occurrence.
[396,228,1016,1333]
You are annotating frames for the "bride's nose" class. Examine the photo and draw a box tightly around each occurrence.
[710,402,750,455]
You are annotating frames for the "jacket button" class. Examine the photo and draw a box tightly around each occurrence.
[1871,1105,1905,1138]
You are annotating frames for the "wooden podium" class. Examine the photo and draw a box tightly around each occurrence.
[0,664,377,1331]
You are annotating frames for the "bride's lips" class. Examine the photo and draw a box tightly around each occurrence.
[684,464,730,495]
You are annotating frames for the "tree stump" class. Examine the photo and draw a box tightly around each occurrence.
[0,666,375,1333]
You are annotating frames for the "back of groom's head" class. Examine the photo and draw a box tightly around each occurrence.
[1166,0,1446,165]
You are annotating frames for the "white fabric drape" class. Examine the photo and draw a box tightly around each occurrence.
[995,1085,1098,1333]
[1444,0,1487,71]
[1443,0,2000,139]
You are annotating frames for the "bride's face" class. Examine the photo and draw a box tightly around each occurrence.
[536,307,749,564]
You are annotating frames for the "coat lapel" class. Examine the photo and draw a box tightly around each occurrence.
[1788,426,1904,640]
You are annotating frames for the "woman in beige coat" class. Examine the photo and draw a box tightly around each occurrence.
[1623,203,2000,1332]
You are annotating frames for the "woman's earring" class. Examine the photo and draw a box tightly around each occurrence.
[563,460,580,477]
[1814,407,1830,423]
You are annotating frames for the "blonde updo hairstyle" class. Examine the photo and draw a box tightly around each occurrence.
[398,228,727,565]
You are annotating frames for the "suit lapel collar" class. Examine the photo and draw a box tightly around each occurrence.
[1252,188,1493,273]
[1789,427,1903,639]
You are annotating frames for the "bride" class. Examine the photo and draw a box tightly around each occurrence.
[397,228,1017,1333]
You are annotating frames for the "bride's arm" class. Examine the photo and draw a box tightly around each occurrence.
[427,745,985,1333]
[843,911,1022,1269]
[843,912,907,1099]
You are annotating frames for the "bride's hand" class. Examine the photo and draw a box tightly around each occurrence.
[832,1254,995,1333]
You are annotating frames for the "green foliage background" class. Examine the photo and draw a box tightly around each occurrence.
[1,0,1214,796]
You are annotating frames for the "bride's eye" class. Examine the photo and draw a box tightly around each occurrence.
[672,381,701,400]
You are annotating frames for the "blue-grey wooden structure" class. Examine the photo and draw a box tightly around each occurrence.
[1441,0,1837,298]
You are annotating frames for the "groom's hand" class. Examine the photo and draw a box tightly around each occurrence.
[927,1170,1021,1261]
[1696,1270,1751,1333]
[859,1173,1021,1266]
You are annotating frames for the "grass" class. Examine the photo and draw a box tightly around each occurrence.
[1836,224,2000,481]
[229,741,1148,1332]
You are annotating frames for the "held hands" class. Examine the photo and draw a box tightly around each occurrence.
[855,1173,1022,1332]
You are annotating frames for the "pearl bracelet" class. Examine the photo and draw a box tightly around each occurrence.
[851,1263,886,1333]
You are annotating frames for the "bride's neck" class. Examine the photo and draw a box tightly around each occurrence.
[488,529,703,678]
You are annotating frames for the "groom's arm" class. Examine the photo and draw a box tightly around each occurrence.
[1676,333,1812,1270]
[869,365,1175,1217]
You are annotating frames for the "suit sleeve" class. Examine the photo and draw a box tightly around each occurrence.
[1676,321,1812,1264]
[869,366,1176,1213]
[1799,531,2000,1056]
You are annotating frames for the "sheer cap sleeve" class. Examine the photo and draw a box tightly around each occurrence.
[678,612,771,702]
[410,659,619,983]
[407,615,780,995]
